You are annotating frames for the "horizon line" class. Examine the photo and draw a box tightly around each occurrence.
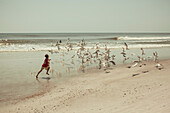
[1,31,170,34]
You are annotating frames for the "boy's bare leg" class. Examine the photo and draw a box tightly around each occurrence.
[36,69,43,78]
[46,67,50,75]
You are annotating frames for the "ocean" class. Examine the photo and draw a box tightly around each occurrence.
[0,33,170,106]
[0,33,170,51]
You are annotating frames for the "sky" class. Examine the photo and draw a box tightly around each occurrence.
[0,0,170,33]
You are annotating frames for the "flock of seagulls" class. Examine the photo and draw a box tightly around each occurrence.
[46,38,162,74]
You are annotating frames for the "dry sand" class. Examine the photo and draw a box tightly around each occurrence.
[1,60,170,113]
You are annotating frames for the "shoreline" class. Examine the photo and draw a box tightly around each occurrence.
[1,59,170,113]
[0,46,170,53]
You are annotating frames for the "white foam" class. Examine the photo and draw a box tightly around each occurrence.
[118,36,170,40]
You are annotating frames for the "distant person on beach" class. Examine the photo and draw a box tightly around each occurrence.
[59,40,62,43]
[36,54,51,78]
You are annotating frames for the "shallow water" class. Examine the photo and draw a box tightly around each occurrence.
[0,46,170,106]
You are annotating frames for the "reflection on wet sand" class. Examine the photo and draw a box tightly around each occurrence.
[36,77,51,92]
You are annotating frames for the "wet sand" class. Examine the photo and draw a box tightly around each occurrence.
[1,59,170,113]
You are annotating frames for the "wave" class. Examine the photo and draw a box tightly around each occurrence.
[117,36,170,40]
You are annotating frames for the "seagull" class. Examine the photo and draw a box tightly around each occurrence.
[111,55,116,60]
[123,57,129,63]
[141,48,145,55]
[124,42,129,50]
[98,59,102,69]
[132,62,138,67]
[121,47,126,56]
[109,61,116,65]
[105,44,108,50]
[137,56,141,62]
[155,63,164,70]
[71,55,75,58]
[153,51,158,62]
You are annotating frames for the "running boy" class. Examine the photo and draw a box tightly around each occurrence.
[36,54,51,78]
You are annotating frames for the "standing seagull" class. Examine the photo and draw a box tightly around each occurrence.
[56,41,60,50]
[141,48,145,55]
[153,51,158,62]
[121,47,126,57]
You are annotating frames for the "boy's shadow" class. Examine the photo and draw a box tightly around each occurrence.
[36,77,51,84]
[41,77,51,80]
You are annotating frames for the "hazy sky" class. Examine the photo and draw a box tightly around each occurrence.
[0,0,170,33]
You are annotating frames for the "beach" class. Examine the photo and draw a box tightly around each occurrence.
[1,0,170,111]
[1,33,170,113]
[0,58,170,113]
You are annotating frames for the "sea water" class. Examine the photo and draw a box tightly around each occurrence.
[1,33,170,51]
[0,33,170,105]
